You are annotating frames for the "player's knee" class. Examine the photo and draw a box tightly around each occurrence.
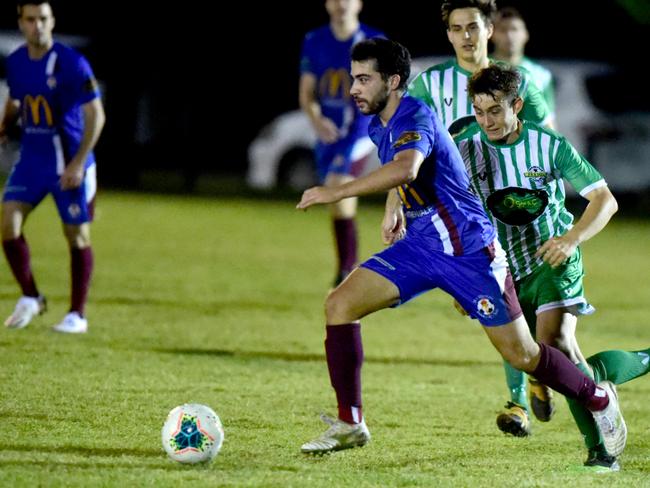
[64,226,91,248]
[324,289,353,323]
[501,343,537,372]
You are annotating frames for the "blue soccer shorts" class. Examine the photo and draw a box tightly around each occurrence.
[361,235,522,326]
[3,162,97,225]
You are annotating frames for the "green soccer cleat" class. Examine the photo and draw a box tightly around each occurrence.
[496,401,531,437]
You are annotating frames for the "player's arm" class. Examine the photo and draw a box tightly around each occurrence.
[297,149,424,209]
[536,185,617,267]
[60,97,105,190]
[299,72,339,144]
[0,97,20,144]
[381,188,406,245]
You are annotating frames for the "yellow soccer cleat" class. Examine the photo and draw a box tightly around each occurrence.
[496,401,531,437]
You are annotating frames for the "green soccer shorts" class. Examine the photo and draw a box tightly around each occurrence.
[515,247,595,323]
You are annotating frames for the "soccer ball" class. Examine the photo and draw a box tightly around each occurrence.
[161,403,224,464]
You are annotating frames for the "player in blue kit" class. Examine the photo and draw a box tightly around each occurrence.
[299,0,383,286]
[296,38,625,456]
[0,1,105,333]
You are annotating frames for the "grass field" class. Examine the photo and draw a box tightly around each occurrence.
[0,191,649,487]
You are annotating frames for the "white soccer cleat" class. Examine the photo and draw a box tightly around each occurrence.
[5,295,46,329]
[591,381,627,457]
[301,413,370,455]
[52,312,88,334]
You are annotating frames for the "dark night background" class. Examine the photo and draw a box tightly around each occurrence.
[1,1,648,188]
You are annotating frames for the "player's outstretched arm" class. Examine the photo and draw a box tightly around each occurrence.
[297,149,424,210]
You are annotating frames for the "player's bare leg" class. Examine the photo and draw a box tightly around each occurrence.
[2,201,46,329]
[302,268,399,454]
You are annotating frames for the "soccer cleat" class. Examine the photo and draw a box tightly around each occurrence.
[591,381,627,457]
[301,413,370,455]
[52,312,88,334]
[5,295,47,329]
[496,401,531,437]
[583,449,620,473]
[529,378,555,422]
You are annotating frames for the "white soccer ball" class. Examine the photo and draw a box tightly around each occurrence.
[161,403,224,464]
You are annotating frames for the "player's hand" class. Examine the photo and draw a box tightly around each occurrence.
[453,299,469,316]
[60,162,85,190]
[314,117,340,144]
[381,208,406,245]
[534,235,578,268]
[296,186,341,210]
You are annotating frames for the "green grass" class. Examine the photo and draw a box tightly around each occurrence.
[0,191,649,487]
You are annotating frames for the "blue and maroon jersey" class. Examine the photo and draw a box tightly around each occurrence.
[300,24,383,141]
[368,95,495,255]
[7,41,100,175]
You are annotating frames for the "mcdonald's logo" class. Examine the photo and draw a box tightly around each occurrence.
[319,68,352,100]
[24,95,53,127]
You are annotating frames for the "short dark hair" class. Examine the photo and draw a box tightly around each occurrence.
[17,1,52,17]
[494,6,524,23]
[351,38,411,90]
[441,0,496,27]
[468,64,521,104]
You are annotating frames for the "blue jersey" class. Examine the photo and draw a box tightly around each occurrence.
[7,41,100,174]
[368,96,495,256]
[300,24,383,141]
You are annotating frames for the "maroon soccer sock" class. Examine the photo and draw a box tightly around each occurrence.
[333,218,358,275]
[532,342,609,411]
[3,236,39,297]
[70,246,93,316]
[325,323,364,424]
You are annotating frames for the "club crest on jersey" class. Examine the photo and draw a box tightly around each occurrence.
[68,204,81,218]
[474,295,496,318]
[523,166,547,185]
[392,131,421,148]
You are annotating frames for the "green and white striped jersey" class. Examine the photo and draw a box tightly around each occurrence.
[454,121,606,281]
[408,59,551,136]
[519,57,555,118]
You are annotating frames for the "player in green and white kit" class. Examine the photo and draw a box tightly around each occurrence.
[455,64,650,471]
[491,7,555,119]
[409,0,560,437]
[407,0,553,137]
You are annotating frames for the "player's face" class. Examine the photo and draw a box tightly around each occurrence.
[326,0,362,24]
[18,3,55,48]
[447,8,493,63]
[472,91,522,142]
[350,60,390,115]
[492,17,528,57]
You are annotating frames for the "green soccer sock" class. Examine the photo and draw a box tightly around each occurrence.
[566,347,650,455]
[503,360,529,409]
[567,362,605,453]
[587,348,650,385]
